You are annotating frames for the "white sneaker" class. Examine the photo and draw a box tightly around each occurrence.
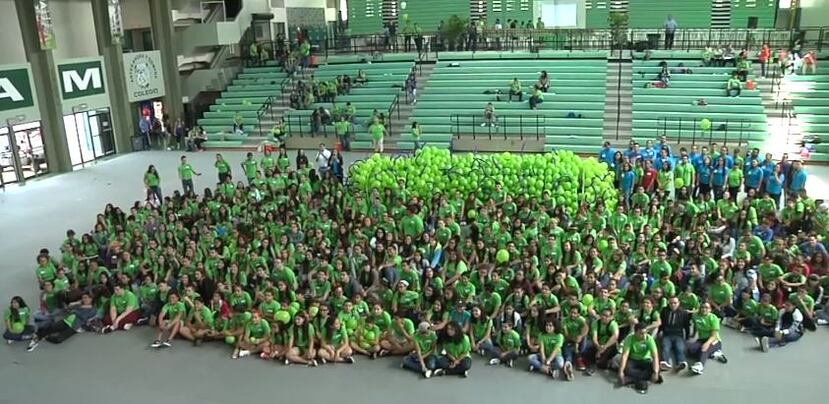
[123,323,133,331]
[463,370,469,378]
[424,369,433,379]
[760,336,770,352]
[659,361,672,371]
[150,340,163,348]
[712,350,728,364]
[817,319,829,325]
[26,340,39,352]
[238,350,251,358]
[690,362,704,375]
[162,340,172,348]
[488,358,501,366]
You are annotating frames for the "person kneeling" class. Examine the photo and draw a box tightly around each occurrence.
[618,323,662,394]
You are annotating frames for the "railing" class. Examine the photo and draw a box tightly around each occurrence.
[387,94,401,136]
[449,114,546,140]
[279,75,295,108]
[656,116,750,147]
[284,113,332,138]
[256,96,276,137]
[324,26,828,56]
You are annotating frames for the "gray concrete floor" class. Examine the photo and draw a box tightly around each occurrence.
[0,151,826,404]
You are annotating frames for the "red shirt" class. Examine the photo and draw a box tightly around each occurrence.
[759,47,771,62]
[640,168,658,191]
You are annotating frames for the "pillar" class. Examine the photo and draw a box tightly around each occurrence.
[148,0,183,122]
[91,0,135,155]
[14,0,72,173]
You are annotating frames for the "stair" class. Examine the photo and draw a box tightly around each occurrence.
[391,62,438,151]
[754,64,803,157]
[603,60,633,147]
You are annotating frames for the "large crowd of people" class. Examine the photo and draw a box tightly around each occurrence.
[5,107,828,393]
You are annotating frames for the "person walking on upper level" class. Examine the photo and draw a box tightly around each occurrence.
[664,15,678,50]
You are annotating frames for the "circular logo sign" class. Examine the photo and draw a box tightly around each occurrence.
[128,54,158,89]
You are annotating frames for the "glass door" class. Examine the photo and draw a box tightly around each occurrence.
[64,108,115,168]
[14,122,48,179]
[0,129,18,185]
[88,109,116,159]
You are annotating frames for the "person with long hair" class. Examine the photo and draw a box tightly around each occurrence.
[434,320,472,377]
[318,317,354,364]
[143,165,162,205]
[4,296,34,344]
[285,312,318,366]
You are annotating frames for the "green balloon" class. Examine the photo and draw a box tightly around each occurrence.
[700,118,712,131]
[288,302,301,316]
[582,294,594,307]
[225,336,236,345]
[467,209,478,219]
[496,249,509,264]
[275,310,291,324]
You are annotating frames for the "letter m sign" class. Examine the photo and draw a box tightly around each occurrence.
[58,60,106,100]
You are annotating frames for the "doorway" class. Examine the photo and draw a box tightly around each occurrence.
[0,121,48,186]
[63,108,116,168]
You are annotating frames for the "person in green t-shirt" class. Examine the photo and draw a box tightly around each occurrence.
[334,116,352,152]
[562,306,589,380]
[286,313,318,366]
[586,308,620,373]
[379,313,415,356]
[241,152,259,184]
[319,317,354,364]
[143,165,162,205]
[434,321,472,377]
[727,73,742,97]
[402,321,438,378]
[351,315,382,358]
[179,297,215,345]
[618,323,660,393]
[177,155,201,195]
[508,77,523,102]
[485,321,521,367]
[528,319,564,378]
[369,121,387,153]
[152,292,186,348]
[727,164,744,200]
[105,284,140,333]
[233,310,271,359]
[214,153,231,184]
[4,296,34,342]
[687,302,727,375]
[410,121,423,151]
[529,85,544,110]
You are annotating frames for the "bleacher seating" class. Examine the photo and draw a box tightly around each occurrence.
[407,58,607,153]
[787,65,829,162]
[631,59,767,147]
[198,65,288,148]
[283,61,411,151]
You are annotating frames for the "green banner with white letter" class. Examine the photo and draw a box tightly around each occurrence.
[0,64,40,123]
[56,57,109,114]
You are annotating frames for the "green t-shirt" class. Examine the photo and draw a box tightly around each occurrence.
[243,159,258,179]
[562,315,587,341]
[498,329,522,351]
[334,120,350,135]
[471,319,492,340]
[538,332,564,356]
[193,306,215,329]
[111,291,138,314]
[144,172,160,187]
[709,282,733,306]
[444,335,472,359]
[215,160,231,174]
[592,319,619,345]
[369,123,385,140]
[178,163,196,180]
[161,301,187,320]
[692,312,720,341]
[414,331,438,353]
[622,333,657,361]
[756,303,779,324]
[727,168,743,187]
[3,307,31,333]
[246,319,272,340]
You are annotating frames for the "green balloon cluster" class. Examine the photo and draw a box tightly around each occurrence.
[349,148,618,215]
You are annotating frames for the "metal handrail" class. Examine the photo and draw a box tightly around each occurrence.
[387,94,400,136]
[449,113,547,140]
[657,116,750,147]
[256,95,275,137]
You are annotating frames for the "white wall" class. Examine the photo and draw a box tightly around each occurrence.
[0,0,26,65]
[51,0,100,60]
[800,0,829,27]
[123,0,151,30]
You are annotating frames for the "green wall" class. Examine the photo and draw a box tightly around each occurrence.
[398,0,469,31]
[487,0,535,26]
[348,0,383,35]
[585,0,609,28]
[731,0,777,29]
[628,0,711,28]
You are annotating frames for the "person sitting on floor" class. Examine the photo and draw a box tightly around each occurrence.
[755,298,804,352]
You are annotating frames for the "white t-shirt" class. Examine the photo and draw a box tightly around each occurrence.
[315,148,331,171]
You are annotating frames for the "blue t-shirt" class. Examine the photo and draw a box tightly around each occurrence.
[746,167,764,188]
[789,170,807,192]
[712,167,728,186]
[599,147,616,165]
[621,171,636,193]
[697,164,712,185]
[765,173,784,195]
[640,148,656,162]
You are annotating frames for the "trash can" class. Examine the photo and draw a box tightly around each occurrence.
[647,34,660,50]
[132,135,146,151]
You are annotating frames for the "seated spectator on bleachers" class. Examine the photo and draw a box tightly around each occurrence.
[509,78,523,102]
[723,44,737,67]
[658,65,671,85]
[529,85,544,110]
[537,71,550,92]
[802,51,817,75]
[737,56,751,82]
[232,113,245,135]
[271,118,286,145]
[406,73,417,104]
[482,102,497,127]
[726,73,742,97]
[356,69,368,85]
[702,47,713,67]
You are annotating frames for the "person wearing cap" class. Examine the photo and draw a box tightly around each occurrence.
[755,298,804,352]
[617,322,660,394]
[402,321,438,378]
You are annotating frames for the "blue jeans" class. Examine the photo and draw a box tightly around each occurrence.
[528,353,564,372]
[480,339,519,360]
[563,340,588,363]
[769,330,803,347]
[3,325,35,341]
[402,353,436,372]
[660,334,687,365]
[435,356,472,375]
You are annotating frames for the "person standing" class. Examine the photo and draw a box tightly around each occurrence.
[214,153,231,184]
[664,15,677,50]
[315,143,332,176]
[178,156,201,195]
[759,44,771,77]
[143,165,162,205]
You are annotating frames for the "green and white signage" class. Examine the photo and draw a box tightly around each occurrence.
[0,64,40,123]
[56,57,109,113]
[123,51,166,102]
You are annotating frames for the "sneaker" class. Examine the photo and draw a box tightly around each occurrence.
[346,356,355,364]
[507,359,514,368]
[320,357,327,365]
[434,369,445,377]
[162,340,172,348]
[551,369,560,380]
[231,351,239,359]
[400,362,406,369]
[817,318,829,325]
[309,359,319,367]
[584,367,596,376]
[462,370,469,378]
[488,358,501,366]
[564,362,574,381]
[575,357,587,371]
[478,349,485,356]
[123,323,133,331]
[635,381,648,394]
[690,362,704,375]
[660,361,672,371]
[238,350,251,358]
[676,361,688,372]
[284,359,290,365]
[136,317,149,326]
[6,340,13,344]
[26,340,39,352]
[371,352,378,360]
[424,369,433,379]
[712,350,728,364]
[101,325,113,335]
[379,349,389,357]
[150,340,163,348]
[760,336,770,352]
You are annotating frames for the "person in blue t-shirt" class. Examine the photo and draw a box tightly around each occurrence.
[745,159,765,194]
[787,161,807,195]
[764,167,784,207]
[657,135,672,157]
[640,140,656,162]
[711,159,728,200]
[621,163,637,207]
[599,141,616,165]
[696,156,713,199]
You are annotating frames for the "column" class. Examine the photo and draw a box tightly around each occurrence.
[14,0,72,173]
[148,0,183,122]
[91,0,135,155]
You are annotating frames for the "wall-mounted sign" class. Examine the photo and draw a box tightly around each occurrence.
[34,0,57,50]
[56,57,109,114]
[0,64,40,123]
[123,51,166,102]
[108,0,124,45]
